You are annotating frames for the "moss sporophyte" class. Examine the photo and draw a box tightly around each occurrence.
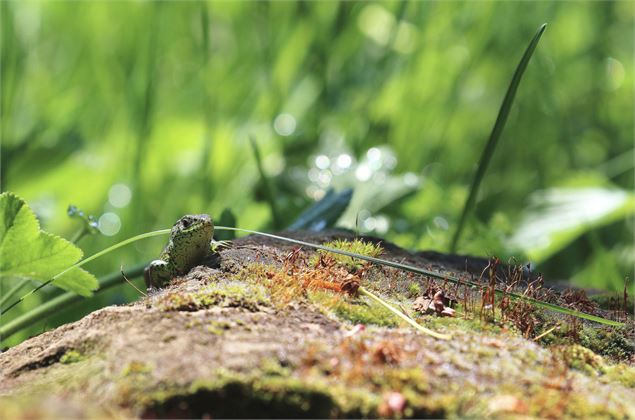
[1,212,623,344]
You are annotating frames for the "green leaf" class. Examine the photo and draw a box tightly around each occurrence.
[507,187,635,263]
[338,175,418,230]
[288,188,353,231]
[0,192,98,296]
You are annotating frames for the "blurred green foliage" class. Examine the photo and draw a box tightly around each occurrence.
[1,1,633,345]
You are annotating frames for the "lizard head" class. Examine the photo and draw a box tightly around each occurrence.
[170,214,214,249]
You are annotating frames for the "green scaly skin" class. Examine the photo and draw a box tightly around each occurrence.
[144,214,215,290]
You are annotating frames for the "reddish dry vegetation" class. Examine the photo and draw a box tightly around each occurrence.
[264,247,362,301]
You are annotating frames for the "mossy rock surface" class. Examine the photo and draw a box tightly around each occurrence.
[1,230,634,418]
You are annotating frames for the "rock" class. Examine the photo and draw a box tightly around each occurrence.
[0,230,633,418]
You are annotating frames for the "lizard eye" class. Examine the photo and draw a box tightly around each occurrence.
[182,219,191,228]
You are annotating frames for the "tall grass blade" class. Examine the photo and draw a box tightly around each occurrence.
[197,1,215,204]
[0,279,29,309]
[130,3,161,225]
[450,23,547,252]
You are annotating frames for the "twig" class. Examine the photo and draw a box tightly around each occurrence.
[359,286,451,340]
[533,324,559,341]
[121,265,147,297]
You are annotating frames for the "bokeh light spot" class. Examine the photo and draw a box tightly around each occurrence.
[336,153,352,169]
[394,22,416,54]
[403,172,419,187]
[315,154,330,170]
[355,163,372,182]
[605,57,624,91]
[317,170,332,187]
[358,4,394,46]
[273,113,297,136]
[98,212,121,236]
[363,217,377,231]
[367,147,382,162]
[433,216,449,231]
[374,215,389,234]
[108,183,132,208]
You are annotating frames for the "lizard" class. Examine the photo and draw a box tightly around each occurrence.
[144,214,217,291]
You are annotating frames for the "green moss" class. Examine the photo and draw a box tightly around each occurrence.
[144,375,338,418]
[578,325,634,362]
[138,364,340,418]
[260,359,293,377]
[206,320,232,335]
[419,313,504,335]
[407,282,421,298]
[602,364,635,388]
[309,290,397,327]
[523,388,634,419]
[117,347,635,419]
[59,349,86,364]
[231,263,273,282]
[157,282,270,312]
[0,394,129,419]
[534,323,632,363]
[115,361,157,407]
[317,239,383,270]
[137,361,460,419]
[230,263,307,308]
[553,344,605,376]
[122,361,153,377]
[185,319,203,329]
[334,301,398,327]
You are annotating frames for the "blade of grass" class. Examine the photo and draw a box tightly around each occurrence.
[359,286,450,340]
[0,279,30,309]
[249,135,282,229]
[197,1,215,204]
[130,2,161,225]
[0,263,147,343]
[0,1,21,186]
[533,323,559,341]
[450,23,547,253]
[215,226,623,326]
